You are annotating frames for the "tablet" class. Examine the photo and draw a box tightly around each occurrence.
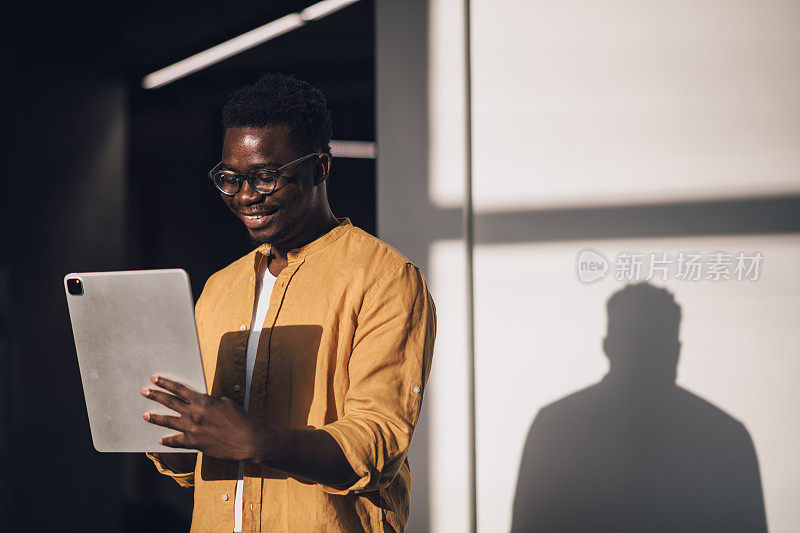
[64,269,207,453]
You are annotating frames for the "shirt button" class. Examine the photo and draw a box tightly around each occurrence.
[250,503,254,511]
[221,493,229,501]
[250,276,254,282]
[233,384,241,392]
[240,324,247,331]
[412,386,421,394]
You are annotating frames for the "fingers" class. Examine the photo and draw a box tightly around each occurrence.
[142,407,193,450]
[150,375,199,402]
[141,387,188,414]
[143,411,184,431]
[159,433,190,449]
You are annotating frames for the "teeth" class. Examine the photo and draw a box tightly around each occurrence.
[244,214,265,219]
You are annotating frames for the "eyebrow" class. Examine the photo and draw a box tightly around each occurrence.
[219,161,280,171]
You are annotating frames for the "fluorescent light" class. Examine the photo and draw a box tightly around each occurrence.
[143,14,304,89]
[142,0,362,90]
[300,0,360,22]
[330,140,377,159]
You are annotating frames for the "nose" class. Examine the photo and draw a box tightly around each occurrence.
[235,177,264,204]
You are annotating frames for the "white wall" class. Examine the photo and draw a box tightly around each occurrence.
[377,1,800,531]
[470,1,800,531]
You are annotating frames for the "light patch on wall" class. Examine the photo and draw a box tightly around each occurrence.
[427,0,468,208]
[470,0,800,211]
[428,239,472,533]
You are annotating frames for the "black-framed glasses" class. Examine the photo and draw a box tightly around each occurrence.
[209,152,320,196]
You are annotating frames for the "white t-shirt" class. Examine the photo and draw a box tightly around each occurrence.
[233,260,277,533]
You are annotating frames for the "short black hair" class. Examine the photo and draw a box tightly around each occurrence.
[222,73,332,156]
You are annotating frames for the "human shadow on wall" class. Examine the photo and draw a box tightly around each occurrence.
[511,283,767,533]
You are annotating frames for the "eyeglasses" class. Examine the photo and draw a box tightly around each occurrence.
[209,152,320,196]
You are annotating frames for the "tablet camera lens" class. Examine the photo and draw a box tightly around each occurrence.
[67,278,83,295]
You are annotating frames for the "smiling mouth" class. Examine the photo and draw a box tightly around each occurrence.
[239,205,280,228]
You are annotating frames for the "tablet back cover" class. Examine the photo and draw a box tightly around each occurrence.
[64,269,207,452]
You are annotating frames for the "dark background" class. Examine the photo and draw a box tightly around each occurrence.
[1,1,375,530]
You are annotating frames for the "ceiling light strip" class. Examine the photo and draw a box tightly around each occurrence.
[143,14,304,89]
[300,0,360,22]
[330,140,377,159]
[142,0,362,90]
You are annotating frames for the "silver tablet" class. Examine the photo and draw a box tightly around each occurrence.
[64,269,207,452]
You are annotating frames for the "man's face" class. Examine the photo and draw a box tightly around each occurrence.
[220,125,320,245]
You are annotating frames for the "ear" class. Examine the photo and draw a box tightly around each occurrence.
[313,153,332,186]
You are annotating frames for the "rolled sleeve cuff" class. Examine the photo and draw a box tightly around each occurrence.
[319,422,397,495]
[145,452,195,488]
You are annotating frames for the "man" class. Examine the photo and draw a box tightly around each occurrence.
[141,74,436,532]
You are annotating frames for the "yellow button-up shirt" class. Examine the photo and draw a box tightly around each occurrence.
[147,218,436,532]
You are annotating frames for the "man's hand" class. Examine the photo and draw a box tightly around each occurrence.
[141,375,265,461]
[142,374,359,489]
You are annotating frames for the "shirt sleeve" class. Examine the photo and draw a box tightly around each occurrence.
[145,452,195,488]
[320,262,436,494]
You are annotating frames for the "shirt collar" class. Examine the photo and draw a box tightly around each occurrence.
[254,217,352,266]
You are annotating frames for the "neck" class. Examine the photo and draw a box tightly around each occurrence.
[605,366,677,389]
[269,206,339,262]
